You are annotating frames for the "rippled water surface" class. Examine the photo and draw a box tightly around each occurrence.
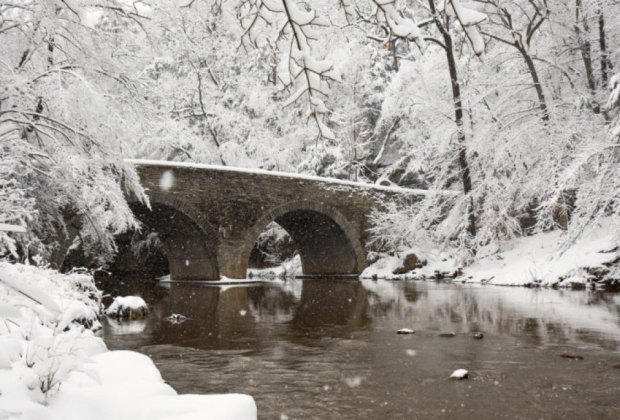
[102,278,620,419]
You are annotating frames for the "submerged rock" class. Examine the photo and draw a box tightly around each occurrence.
[397,328,415,334]
[473,332,484,340]
[439,332,456,338]
[559,353,584,360]
[166,313,188,324]
[106,296,149,320]
[450,369,469,379]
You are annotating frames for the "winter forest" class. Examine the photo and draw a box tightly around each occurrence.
[0,0,618,266]
[2,1,620,419]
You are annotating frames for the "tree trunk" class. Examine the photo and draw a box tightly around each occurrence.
[517,44,550,122]
[598,11,609,88]
[440,17,477,240]
[575,0,600,113]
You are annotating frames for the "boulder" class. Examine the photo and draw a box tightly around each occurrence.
[392,252,425,275]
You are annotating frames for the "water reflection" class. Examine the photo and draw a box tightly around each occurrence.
[291,280,369,333]
[155,286,257,349]
[103,279,620,419]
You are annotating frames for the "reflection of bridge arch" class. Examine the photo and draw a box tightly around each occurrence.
[129,192,219,280]
[236,201,367,277]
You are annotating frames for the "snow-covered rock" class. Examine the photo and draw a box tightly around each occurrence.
[449,369,469,379]
[105,296,149,320]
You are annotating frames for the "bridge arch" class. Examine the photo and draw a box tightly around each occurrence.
[129,192,219,280]
[239,201,367,277]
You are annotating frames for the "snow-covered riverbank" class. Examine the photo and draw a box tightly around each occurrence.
[363,219,620,289]
[0,262,256,420]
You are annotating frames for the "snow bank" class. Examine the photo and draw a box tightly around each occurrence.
[249,254,302,280]
[361,249,456,280]
[50,351,256,420]
[363,219,620,288]
[0,262,257,420]
[463,221,619,287]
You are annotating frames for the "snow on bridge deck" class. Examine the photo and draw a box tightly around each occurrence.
[125,159,437,196]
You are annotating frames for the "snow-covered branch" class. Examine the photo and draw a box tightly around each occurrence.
[240,0,339,139]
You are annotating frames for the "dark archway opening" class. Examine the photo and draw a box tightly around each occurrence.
[248,222,298,269]
[107,230,169,278]
[118,201,219,281]
[248,209,360,277]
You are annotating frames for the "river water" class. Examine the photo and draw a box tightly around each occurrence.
[102,278,620,419]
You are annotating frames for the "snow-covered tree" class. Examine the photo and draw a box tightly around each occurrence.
[0,1,149,264]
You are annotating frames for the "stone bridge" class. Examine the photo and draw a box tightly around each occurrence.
[127,160,426,281]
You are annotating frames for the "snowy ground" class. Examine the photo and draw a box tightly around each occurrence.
[362,218,620,288]
[0,262,256,420]
[248,254,302,280]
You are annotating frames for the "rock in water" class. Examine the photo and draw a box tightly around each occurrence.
[166,313,188,324]
[559,353,584,360]
[397,328,415,334]
[450,369,469,379]
[105,296,149,320]
[473,332,484,339]
[439,332,456,337]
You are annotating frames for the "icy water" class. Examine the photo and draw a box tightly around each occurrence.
[102,278,620,419]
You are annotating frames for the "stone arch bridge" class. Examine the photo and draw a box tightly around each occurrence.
[127,160,426,281]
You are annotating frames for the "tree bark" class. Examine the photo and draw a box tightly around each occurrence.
[598,11,609,88]
[517,44,550,122]
[575,0,600,113]
[430,4,477,240]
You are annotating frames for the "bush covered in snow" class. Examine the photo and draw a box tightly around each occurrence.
[0,262,105,407]
[0,262,257,419]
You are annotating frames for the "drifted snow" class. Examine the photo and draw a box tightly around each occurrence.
[463,219,619,287]
[0,263,257,420]
[49,351,257,420]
